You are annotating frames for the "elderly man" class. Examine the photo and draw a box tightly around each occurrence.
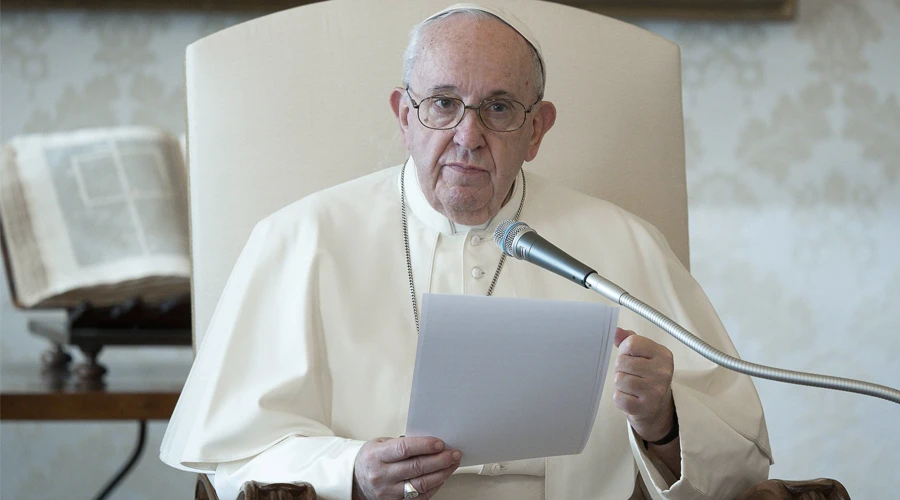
[161,4,772,500]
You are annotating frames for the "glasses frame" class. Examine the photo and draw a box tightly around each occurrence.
[405,87,542,133]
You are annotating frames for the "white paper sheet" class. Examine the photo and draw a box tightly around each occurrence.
[405,294,619,467]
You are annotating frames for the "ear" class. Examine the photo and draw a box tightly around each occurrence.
[524,101,557,162]
[390,87,411,149]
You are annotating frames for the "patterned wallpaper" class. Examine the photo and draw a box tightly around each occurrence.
[1,1,898,498]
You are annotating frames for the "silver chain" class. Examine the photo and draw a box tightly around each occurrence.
[401,160,526,332]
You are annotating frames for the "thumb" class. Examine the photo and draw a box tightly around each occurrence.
[614,327,635,348]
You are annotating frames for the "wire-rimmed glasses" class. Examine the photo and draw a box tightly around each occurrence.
[405,87,541,132]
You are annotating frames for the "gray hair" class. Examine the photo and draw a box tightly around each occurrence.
[402,8,545,101]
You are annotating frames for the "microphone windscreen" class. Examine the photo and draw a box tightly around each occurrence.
[494,220,533,257]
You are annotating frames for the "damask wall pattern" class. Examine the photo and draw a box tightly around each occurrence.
[1,1,898,498]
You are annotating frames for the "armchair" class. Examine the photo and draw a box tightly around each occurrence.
[183,0,849,498]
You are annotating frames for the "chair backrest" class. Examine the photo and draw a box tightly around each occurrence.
[186,0,688,346]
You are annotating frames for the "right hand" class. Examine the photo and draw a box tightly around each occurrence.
[352,436,462,500]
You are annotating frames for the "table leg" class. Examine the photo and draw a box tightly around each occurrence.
[74,344,107,388]
[40,343,72,371]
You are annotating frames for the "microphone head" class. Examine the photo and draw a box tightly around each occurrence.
[494,220,533,257]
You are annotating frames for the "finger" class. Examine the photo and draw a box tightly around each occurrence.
[615,355,654,378]
[613,389,642,415]
[419,463,458,500]
[377,437,446,463]
[618,333,669,360]
[613,328,634,348]
[406,460,460,497]
[388,449,461,480]
[615,371,653,397]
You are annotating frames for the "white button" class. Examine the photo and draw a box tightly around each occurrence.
[471,267,485,279]
[490,463,507,475]
[471,235,482,246]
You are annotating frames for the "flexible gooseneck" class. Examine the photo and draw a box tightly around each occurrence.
[494,220,900,405]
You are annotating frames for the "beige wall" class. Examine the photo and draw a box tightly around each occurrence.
[2,1,898,498]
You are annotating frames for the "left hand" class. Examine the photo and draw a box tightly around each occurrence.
[613,327,676,442]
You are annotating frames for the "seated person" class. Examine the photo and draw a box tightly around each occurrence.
[161,4,772,500]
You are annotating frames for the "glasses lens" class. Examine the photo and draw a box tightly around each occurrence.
[420,97,464,129]
[480,99,526,132]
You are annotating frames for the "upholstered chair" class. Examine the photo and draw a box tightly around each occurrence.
[182,1,849,498]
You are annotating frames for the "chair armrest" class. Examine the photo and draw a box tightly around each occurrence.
[738,478,851,500]
[237,481,317,500]
[197,475,848,500]
[196,474,217,500]
[195,475,317,500]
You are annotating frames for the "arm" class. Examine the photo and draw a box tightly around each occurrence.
[613,327,681,477]
[611,220,772,499]
[214,437,365,500]
[628,380,771,499]
[214,436,461,500]
[162,217,460,500]
[615,327,772,499]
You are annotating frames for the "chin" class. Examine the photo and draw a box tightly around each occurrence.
[442,193,487,213]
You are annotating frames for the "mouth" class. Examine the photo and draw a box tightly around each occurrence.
[444,163,488,174]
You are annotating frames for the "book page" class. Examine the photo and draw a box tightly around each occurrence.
[0,127,190,307]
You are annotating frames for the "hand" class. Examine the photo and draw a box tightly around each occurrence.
[613,328,676,442]
[352,436,461,500]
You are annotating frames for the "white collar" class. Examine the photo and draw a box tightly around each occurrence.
[400,156,525,236]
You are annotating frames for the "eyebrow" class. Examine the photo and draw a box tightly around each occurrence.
[426,84,518,100]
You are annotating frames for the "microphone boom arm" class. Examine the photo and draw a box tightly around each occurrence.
[496,220,900,405]
[585,273,900,405]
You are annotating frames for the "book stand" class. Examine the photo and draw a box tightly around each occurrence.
[1,215,192,387]
[28,297,192,388]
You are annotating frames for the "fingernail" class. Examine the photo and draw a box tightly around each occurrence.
[434,441,444,451]
[452,451,461,460]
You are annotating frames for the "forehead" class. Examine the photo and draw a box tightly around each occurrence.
[412,15,535,99]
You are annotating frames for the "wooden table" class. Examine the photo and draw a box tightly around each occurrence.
[0,360,188,420]
[1,359,191,499]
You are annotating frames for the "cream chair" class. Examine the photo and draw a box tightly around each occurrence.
[184,0,848,498]
[187,0,690,348]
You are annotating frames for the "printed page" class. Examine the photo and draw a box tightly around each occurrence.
[406,294,619,467]
[0,127,190,307]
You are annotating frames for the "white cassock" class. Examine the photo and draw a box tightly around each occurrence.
[160,159,773,500]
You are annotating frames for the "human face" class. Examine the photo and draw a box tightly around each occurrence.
[391,16,555,226]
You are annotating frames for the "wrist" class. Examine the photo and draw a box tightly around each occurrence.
[634,392,676,441]
[641,409,679,449]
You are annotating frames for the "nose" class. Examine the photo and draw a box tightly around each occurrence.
[453,107,487,151]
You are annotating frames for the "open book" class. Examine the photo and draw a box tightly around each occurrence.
[0,127,190,309]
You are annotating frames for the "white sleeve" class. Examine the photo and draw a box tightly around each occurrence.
[161,214,356,490]
[213,436,366,500]
[629,383,771,500]
[624,220,773,499]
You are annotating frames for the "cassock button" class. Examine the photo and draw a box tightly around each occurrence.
[471,235,482,246]
[471,267,485,279]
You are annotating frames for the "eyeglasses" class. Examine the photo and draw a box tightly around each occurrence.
[405,87,541,133]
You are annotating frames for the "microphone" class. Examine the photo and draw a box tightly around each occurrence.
[494,220,900,405]
[493,221,596,287]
